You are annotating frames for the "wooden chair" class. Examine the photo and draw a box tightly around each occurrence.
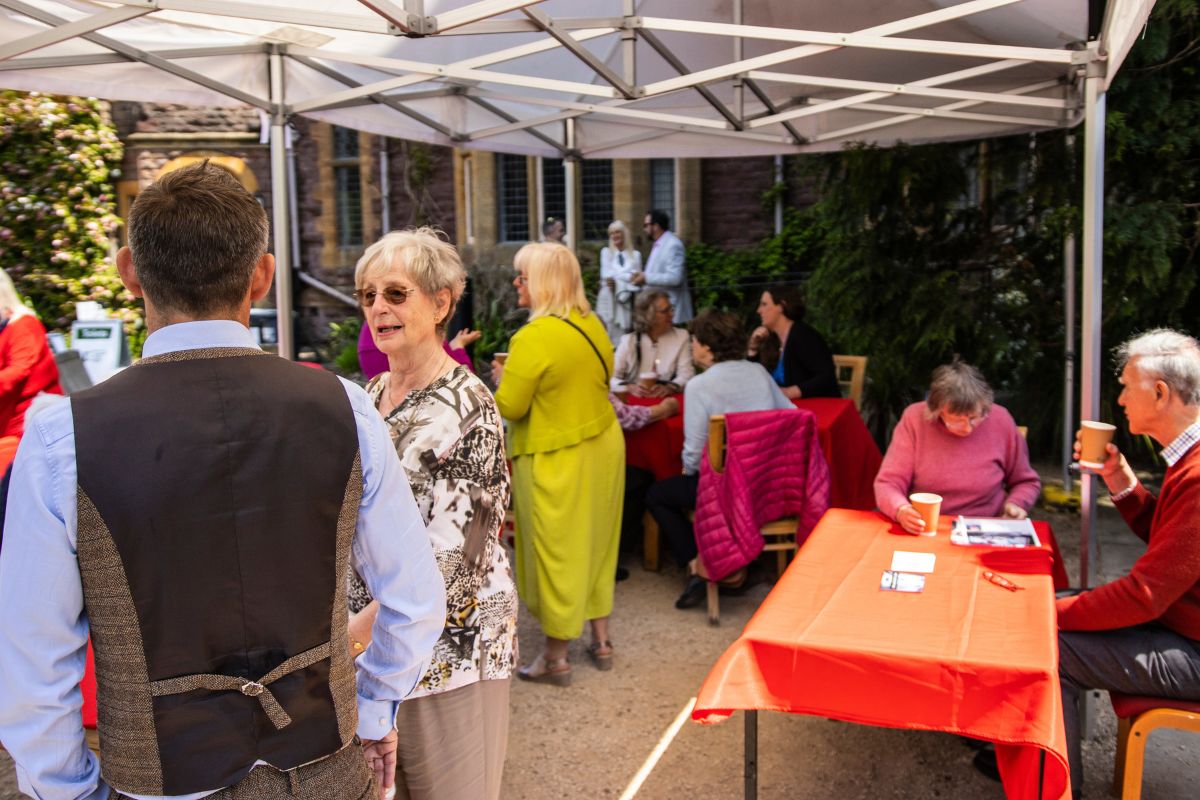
[832,354,867,410]
[701,415,799,626]
[1110,693,1200,800]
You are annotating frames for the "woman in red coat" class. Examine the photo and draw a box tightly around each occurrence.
[0,270,62,470]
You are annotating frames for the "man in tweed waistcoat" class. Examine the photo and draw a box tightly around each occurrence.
[0,162,445,800]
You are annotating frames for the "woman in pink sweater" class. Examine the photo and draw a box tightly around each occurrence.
[874,360,1040,534]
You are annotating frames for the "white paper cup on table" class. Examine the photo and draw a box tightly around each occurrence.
[908,492,942,536]
[638,372,658,390]
[493,352,508,366]
[1079,421,1116,469]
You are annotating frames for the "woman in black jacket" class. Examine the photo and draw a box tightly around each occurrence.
[747,285,840,399]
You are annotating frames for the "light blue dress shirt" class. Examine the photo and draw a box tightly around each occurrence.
[0,320,446,800]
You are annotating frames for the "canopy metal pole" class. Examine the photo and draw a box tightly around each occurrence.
[1079,55,1106,590]
[1063,230,1076,493]
[269,47,294,360]
[733,0,744,125]
[564,118,579,253]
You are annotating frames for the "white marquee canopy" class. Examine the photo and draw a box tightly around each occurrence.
[0,0,1160,587]
[0,0,1152,158]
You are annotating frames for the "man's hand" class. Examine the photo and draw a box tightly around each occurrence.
[1001,502,1028,520]
[1073,430,1136,496]
[490,360,505,385]
[896,503,926,535]
[644,383,671,398]
[361,730,398,799]
[782,386,802,400]
[631,272,646,287]
[626,382,648,398]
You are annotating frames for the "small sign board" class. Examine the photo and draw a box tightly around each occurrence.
[70,319,130,383]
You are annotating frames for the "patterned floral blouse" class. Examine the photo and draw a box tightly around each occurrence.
[350,365,517,697]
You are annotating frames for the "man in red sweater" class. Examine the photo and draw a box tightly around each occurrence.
[1059,328,1200,798]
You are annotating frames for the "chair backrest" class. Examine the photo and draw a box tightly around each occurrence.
[54,350,94,395]
[707,415,727,473]
[832,355,867,410]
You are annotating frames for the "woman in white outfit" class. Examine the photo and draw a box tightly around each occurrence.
[596,220,642,341]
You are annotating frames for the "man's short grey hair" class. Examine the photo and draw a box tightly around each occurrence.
[1115,328,1200,406]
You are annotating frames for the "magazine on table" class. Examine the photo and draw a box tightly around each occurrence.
[950,516,1041,548]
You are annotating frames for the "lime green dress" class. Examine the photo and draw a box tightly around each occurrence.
[494,309,625,640]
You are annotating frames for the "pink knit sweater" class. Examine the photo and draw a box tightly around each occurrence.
[874,402,1040,521]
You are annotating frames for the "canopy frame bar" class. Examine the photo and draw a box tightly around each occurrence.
[285,44,619,99]
[0,0,273,111]
[635,0,1032,99]
[0,4,151,61]
[291,54,456,137]
[748,58,1044,128]
[288,26,613,113]
[815,78,1064,142]
[748,71,1069,112]
[638,28,742,130]
[521,6,635,98]
[464,94,569,154]
[637,16,1079,64]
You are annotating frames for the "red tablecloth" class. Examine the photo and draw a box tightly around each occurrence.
[693,509,1070,800]
[623,395,881,510]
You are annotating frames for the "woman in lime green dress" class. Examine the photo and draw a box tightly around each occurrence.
[492,243,625,686]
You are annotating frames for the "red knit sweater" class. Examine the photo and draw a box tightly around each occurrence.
[1057,444,1200,640]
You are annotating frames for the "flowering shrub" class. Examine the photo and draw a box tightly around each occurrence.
[0,91,143,348]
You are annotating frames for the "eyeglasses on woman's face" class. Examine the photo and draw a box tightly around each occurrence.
[939,409,988,434]
[354,285,414,308]
[656,303,675,316]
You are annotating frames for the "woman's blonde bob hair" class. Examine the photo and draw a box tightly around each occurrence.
[516,242,591,320]
[0,269,36,321]
[354,227,466,331]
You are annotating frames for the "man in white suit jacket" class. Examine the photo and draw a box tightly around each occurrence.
[634,209,694,323]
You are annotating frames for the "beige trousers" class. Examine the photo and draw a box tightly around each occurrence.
[394,678,511,800]
[110,740,375,800]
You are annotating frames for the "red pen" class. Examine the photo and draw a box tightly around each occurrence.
[982,570,1024,591]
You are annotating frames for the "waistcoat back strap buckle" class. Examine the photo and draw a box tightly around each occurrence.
[148,642,332,730]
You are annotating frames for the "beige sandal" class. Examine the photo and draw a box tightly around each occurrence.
[586,640,614,671]
[516,654,572,687]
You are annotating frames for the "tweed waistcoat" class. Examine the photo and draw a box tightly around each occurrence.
[71,348,362,796]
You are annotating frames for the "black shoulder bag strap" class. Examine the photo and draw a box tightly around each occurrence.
[558,317,611,383]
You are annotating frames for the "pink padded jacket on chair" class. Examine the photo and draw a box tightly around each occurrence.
[694,408,832,581]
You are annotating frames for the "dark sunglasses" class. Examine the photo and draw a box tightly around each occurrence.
[354,286,413,307]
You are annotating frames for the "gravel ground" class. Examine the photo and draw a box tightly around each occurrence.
[4,474,1198,799]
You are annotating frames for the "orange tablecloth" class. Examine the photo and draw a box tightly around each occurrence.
[693,509,1070,800]
[623,395,881,511]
